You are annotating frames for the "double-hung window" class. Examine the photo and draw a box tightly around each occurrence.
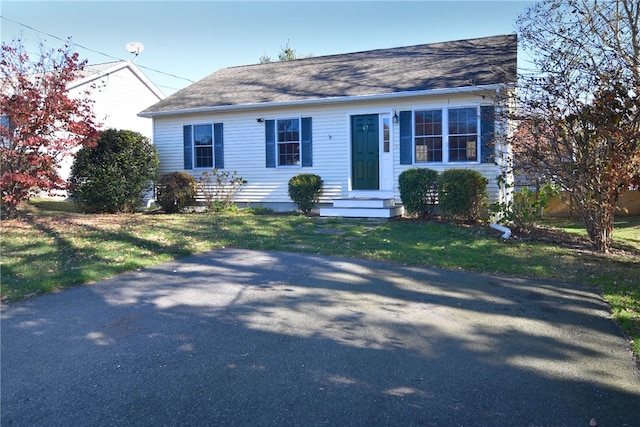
[448,107,478,162]
[277,118,301,166]
[183,123,224,170]
[401,106,493,165]
[265,117,312,168]
[193,124,213,168]
[415,110,443,163]
[413,107,479,164]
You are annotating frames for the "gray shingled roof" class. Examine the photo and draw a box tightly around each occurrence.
[141,34,517,116]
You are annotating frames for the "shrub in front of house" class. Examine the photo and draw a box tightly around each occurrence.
[69,129,159,213]
[197,169,247,212]
[398,168,439,218]
[288,173,323,216]
[490,182,560,232]
[437,169,488,222]
[157,172,198,213]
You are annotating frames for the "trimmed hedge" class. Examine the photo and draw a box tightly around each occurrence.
[157,172,198,214]
[288,173,323,215]
[437,169,488,222]
[398,168,439,218]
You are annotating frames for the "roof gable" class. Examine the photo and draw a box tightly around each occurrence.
[69,61,165,100]
[141,34,517,116]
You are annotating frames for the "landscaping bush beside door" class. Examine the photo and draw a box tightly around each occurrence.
[437,169,488,222]
[399,168,439,218]
[288,174,323,216]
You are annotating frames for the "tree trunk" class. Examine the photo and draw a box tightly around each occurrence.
[588,212,613,253]
[576,193,616,253]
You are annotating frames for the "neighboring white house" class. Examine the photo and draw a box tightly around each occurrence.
[54,61,165,196]
[139,34,517,217]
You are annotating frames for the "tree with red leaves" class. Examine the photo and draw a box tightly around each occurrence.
[509,0,640,253]
[0,38,99,218]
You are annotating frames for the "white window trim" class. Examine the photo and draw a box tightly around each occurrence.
[192,123,214,169]
[413,105,481,165]
[275,116,302,168]
[414,109,444,164]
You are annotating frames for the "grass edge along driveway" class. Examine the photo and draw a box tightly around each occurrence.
[1,200,639,359]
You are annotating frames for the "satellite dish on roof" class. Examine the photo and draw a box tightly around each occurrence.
[126,42,144,61]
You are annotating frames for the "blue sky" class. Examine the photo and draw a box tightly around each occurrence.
[1,1,533,96]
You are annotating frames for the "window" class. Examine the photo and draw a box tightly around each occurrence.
[193,124,213,168]
[412,107,479,163]
[0,115,12,147]
[415,110,442,162]
[448,107,478,162]
[383,117,390,153]
[265,117,311,168]
[277,118,300,166]
[183,123,223,170]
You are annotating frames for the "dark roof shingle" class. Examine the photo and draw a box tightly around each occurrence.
[141,34,517,115]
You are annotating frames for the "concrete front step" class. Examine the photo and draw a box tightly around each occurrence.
[319,198,404,218]
[331,198,397,209]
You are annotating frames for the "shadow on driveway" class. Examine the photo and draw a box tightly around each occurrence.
[2,249,639,426]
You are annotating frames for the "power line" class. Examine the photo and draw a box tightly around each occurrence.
[0,15,195,85]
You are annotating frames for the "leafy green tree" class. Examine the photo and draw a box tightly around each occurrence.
[511,0,640,252]
[69,129,159,213]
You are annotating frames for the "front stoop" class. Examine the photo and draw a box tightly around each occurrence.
[319,198,404,218]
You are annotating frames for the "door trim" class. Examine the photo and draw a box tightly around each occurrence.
[350,114,379,191]
[348,112,394,195]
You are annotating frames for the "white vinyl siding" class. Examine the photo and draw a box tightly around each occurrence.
[151,92,506,207]
[70,65,162,138]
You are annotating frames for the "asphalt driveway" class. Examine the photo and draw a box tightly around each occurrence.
[2,249,639,426]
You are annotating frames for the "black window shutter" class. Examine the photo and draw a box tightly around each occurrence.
[301,117,312,167]
[265,119,276,168]
[214,123,224,169]
[399,111,412,165]
[183,125,193,170]
[480,105,495,164]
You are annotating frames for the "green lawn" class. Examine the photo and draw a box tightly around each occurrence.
[2,200,639,357]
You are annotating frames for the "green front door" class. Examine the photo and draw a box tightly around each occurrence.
[351,114,379,190]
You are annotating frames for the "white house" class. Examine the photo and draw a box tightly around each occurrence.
[54,61,165,196]
[139,35,517,217]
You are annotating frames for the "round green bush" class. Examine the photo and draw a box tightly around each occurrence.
[437,169,488,222]
[157,172,198,214]
[288,173,323,215]
[69,129,159,213]
[398,168,439,218]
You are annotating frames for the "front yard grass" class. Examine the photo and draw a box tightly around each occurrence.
[2,200,639,357]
